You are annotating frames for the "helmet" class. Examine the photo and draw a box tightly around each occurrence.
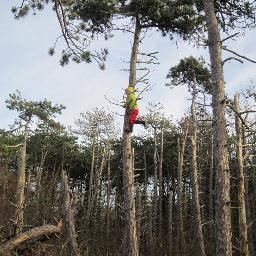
[127,86,135,93]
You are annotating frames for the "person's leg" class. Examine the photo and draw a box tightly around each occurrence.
[129,109,139,124]
[126,109,138,133]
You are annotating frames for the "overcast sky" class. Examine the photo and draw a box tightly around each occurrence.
[1,1,256,132]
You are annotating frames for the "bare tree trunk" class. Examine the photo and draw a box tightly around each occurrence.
[135,186,141,251]
[168,191,173,256]
[242,128,255,256]
[106,149,111,235]
[208,134,215,254]
[86,137,96,224]
[158,125,164,240]
[177,124,188,255]
[153,126,158,240]
[36,150,48,202]
[143,148,148,201]
[94,150,106,211]
[15,123,28,234]
[203,1,232,255]
[234,93,249,256]
[122,16,140,256]
[0,222,62,255]
[61,170,80,256]
[190,82,205,256]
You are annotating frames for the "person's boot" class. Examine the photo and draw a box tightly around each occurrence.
[125,123,133,133]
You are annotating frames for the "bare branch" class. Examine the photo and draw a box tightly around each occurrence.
[5,143,23,149]
[221,32,240,43]
[222,57,243,65]
[104,95,124,107]
[222,47,256,64]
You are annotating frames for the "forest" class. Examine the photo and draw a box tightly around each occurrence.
[0,1,256,256]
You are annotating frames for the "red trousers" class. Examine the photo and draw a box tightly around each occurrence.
[129,108,139,124]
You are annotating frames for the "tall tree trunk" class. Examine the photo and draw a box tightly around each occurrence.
[153,126,158,240]
[106,149,111,235]
[15,123,28,234]
[86,137,96,224]
[61,170,80,256]
[135,186,141,251]
[177,124,188,255]
[208,134,215,254]
[203,1,232,255]
[234,93,249,256]
[168,191,173,256]
[158,125,164,240]
[190,82,205,256]
[94,150,106,211]
[122,16,140,256]
[243,128,255,256]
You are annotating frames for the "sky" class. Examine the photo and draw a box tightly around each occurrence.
[0,1,256,133]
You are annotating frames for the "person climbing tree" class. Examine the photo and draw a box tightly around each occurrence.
[125,86,147,133]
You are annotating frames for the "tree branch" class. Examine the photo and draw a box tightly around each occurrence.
[222,47,256,63]
[222,57,243,65]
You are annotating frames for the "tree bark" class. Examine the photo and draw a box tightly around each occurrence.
[177,124,188,255]
[208,134,215,254]
[61,170,80,256]
[86,137,96,225]
[153,126,158,240]
[135,186,141,250]
[203,1,232,255]
[158,125,164,240]
[190,82,205,256]
[234,93,249,256]
[122,16,140,256]
[0,222,62,255]
[168,191,173,256]
[106,149,111,235]
[15,123,28,234]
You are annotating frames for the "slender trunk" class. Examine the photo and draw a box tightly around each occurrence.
[36,150,48,201]
[158,125,164,239]
[153,126,158,239]
[204,1,232,255]
[94,150,106,211]
[135,186,141,251]
[190,82,205,256]
[61,170,80,256]
[234,94,249,256]
[122,16,140,256]
[243,128,255,256]
[168,191,173,256]
[15,123,28,234]
[208,134,215,254]
[106,150,111,235]
[177,124,188,255]
[86,137,96,223]
[143,147,148,202]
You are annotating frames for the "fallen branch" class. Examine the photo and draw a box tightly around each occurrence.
[0,222,63,255]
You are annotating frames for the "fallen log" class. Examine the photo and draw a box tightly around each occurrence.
[0,221,62,255]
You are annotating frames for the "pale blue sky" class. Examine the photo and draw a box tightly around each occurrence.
[1,1,255,132]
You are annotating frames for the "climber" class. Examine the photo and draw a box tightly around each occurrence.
[124,86,148,133]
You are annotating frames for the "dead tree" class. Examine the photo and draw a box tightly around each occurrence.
[190,82,206,256]
[234,93,249,256]
[177,121,188,255]
[61,170,80,256]
[15,123,28,234]
[0,222,62,255]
